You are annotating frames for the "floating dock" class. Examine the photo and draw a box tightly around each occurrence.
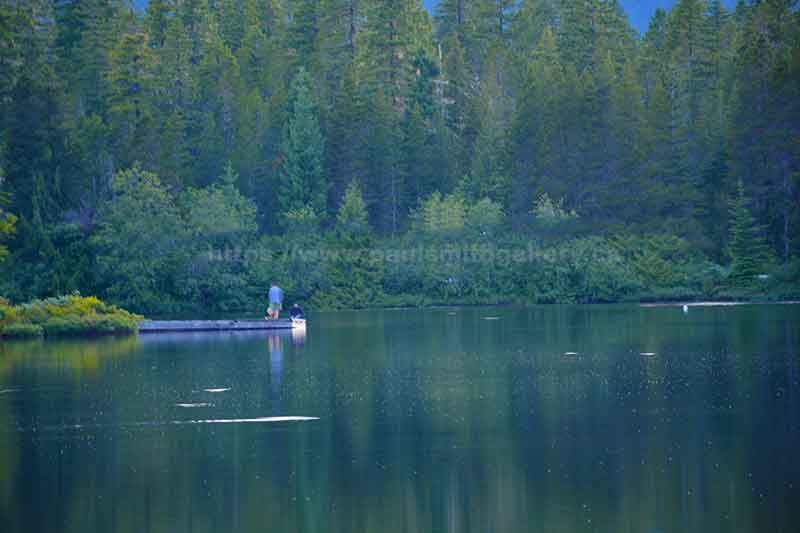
[138,319,297,333]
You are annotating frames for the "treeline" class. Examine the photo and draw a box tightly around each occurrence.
[0,0,798,313]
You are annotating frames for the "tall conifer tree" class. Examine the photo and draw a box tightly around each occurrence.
[279,68,327,219]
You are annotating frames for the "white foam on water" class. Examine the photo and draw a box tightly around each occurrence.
[563,352,579,356]
[0,389,21,394]
[482,317,501,320]
[31,416,319,433]
[640,352,657,356]
[176,403,213,408]
[203,388,231,393]
[171,416,319,425]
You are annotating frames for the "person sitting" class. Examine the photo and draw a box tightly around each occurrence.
[289,303,305,320]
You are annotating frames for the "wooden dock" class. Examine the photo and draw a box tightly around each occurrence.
[138,319,297,333]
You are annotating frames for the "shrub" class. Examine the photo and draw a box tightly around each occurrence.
[42,314,139,337]
[1,323,44,339]
[0,297,20,326]
[531,192,578,226]
[378,292,432,308]
[411,192,467,236]
[0,294,142,339]
[526,237,643,303]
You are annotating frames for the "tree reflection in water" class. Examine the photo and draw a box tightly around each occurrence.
[0,305,798,533]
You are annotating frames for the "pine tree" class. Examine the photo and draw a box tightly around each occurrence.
[401,48,443,210]
[664,0,714,190]
[465,50,511,206]
[192,111,226,188]
[558,0,598,72]
[326,65,363,211]
[279,68,327,219]
[193,14,241,181]
[472,0,514,61]
[360,88,404,234]
[232,88,267,196]
[509,0,558,62]
[145,0,172,48]
[440,33,479,181]
[729,0,799,262]
[606,59,645,221]
[287,0,321,71]
[327,65,406,233]
[179,0,212,66]
[577,58,613,218]
[155,11,193,110]
[183,161,257,240]
[3,1,70,220]
[60,0,124,120]
[0,0,798,308]
[698,148,731,260]
[435,0,468,41]
[108,31,157,169]
[237,1,287,106]
[10,173,61,298]
[157,110,191,189]
[355,0,427,105]
[0,186,16,264]
[218,0,246,52]
[314,180,383,309]
[401,102,439,212]
[436,0,506,75]
[638,75,685,229]
[336,179,371,237]
[315,0,359,107]
[510,27,564,227]
[728,181,772,284]
[640,8,670,99]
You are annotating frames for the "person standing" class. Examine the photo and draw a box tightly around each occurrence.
[266,282,284,319]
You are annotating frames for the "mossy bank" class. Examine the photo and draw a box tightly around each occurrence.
[0,295,142,339]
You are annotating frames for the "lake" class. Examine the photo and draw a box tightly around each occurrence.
[1,304,798,532]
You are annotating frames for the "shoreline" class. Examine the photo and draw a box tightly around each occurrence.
[144,299,800,321]
[5,299,798,342]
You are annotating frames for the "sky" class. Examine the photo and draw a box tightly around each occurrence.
[132,1,741,34]
[620,0,738,32]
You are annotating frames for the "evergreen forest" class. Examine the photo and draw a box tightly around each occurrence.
[0,0,798,314]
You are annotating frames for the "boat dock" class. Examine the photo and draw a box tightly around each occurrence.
[138,319,297,333]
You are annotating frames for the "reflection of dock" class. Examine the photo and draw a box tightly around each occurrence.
[139,319,296,333]
[136,328,303,344]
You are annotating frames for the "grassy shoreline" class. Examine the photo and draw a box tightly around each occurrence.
[2,290,796,340]
[0,295,142,340]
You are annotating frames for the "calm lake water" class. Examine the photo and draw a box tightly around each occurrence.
[1,304,799,532]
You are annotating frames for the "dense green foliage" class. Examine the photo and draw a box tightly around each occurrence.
[0,323,44,339]
[0,0,798,312]
[0,209,14,265]
[0,294,142,338]
[727,181,775,285]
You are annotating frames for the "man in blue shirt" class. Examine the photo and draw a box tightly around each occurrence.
[266,282,284,319]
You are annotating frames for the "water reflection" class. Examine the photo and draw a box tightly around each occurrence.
[0,305,798,533]
[292,323,307,345]
[269,334,283,401]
